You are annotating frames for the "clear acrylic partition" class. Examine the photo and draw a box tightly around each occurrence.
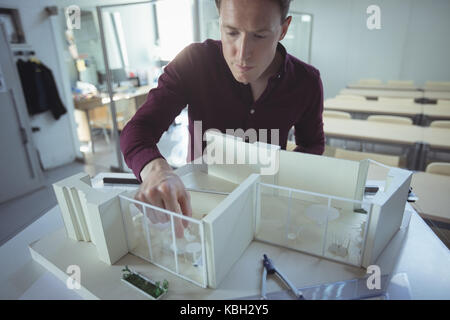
[119,192,207,288]
[256,183,371,267]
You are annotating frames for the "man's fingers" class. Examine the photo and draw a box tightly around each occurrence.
[162,199,184,238]
[178,192,192,229]
[136,189,167,224]
[147,190,169,224]
[136,178,191,238]
[134,192,159,224]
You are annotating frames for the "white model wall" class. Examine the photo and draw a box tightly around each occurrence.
[291,0,450,98]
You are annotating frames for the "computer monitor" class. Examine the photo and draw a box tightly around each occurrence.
[97,69,127,85]
[111,68,128,86]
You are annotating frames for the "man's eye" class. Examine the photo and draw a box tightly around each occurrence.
[254,34,266,39]
[227,32,238,36]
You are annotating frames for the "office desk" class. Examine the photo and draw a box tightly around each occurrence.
[73,85,152,153]
[323,118,450,171]
[422,127,450,150]
[74,85,152,111]
[341,88,424,99]
[323,118,423,145]
[347,84,419,91]
[424,91,450,100]
[417,126,450,170]
[323,118,423,169]
[324,99,422,122]
[422,105,450,123]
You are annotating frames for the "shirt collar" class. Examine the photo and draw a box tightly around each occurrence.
[273,41,288,79]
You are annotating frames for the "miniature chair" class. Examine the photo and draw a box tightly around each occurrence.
[334,148,400,167]
[323,110,352,119]
[425,162,450,176]
[367,115,413,126]
[430,120,450,129]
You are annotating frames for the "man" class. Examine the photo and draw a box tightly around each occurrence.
[120,0,325,237]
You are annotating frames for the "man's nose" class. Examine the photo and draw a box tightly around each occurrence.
[237,34,252,63]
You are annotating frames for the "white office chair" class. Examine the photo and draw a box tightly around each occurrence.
[335,94,366,101]
[323,110,352,119]
[387,80,415,88]
[437,100,450,106]
[378,97,415,105]
[334,148,400,167]
[430,120,450,129]
[367,115,413,126]
[425,81,450,91]
[357,79,382,85]
[425,162,450,176]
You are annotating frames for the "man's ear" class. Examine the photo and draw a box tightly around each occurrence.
[279,16,292,41]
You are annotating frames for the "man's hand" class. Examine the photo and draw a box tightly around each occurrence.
[135,158,192,238]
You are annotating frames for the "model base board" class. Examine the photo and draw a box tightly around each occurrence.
[48,133,412,290]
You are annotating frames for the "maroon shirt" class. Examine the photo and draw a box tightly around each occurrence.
[120,39,325,181]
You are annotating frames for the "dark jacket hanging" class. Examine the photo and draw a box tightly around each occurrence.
[16,59,67,120]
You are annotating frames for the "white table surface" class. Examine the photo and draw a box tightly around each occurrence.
[1,180,449,300]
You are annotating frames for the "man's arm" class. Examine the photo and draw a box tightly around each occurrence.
[292,73,325,155]
[120,44,196,180]
[120,44,198,237]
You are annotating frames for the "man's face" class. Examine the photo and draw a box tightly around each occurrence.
[219,0,290,85]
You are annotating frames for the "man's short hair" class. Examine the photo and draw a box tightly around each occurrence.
[215,0,292,24]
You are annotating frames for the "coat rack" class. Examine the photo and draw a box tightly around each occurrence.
[13,49,35,57]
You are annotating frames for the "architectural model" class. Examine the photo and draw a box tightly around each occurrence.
[53,132,412,289]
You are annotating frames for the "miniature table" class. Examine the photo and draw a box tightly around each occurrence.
[1,175,449,299]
